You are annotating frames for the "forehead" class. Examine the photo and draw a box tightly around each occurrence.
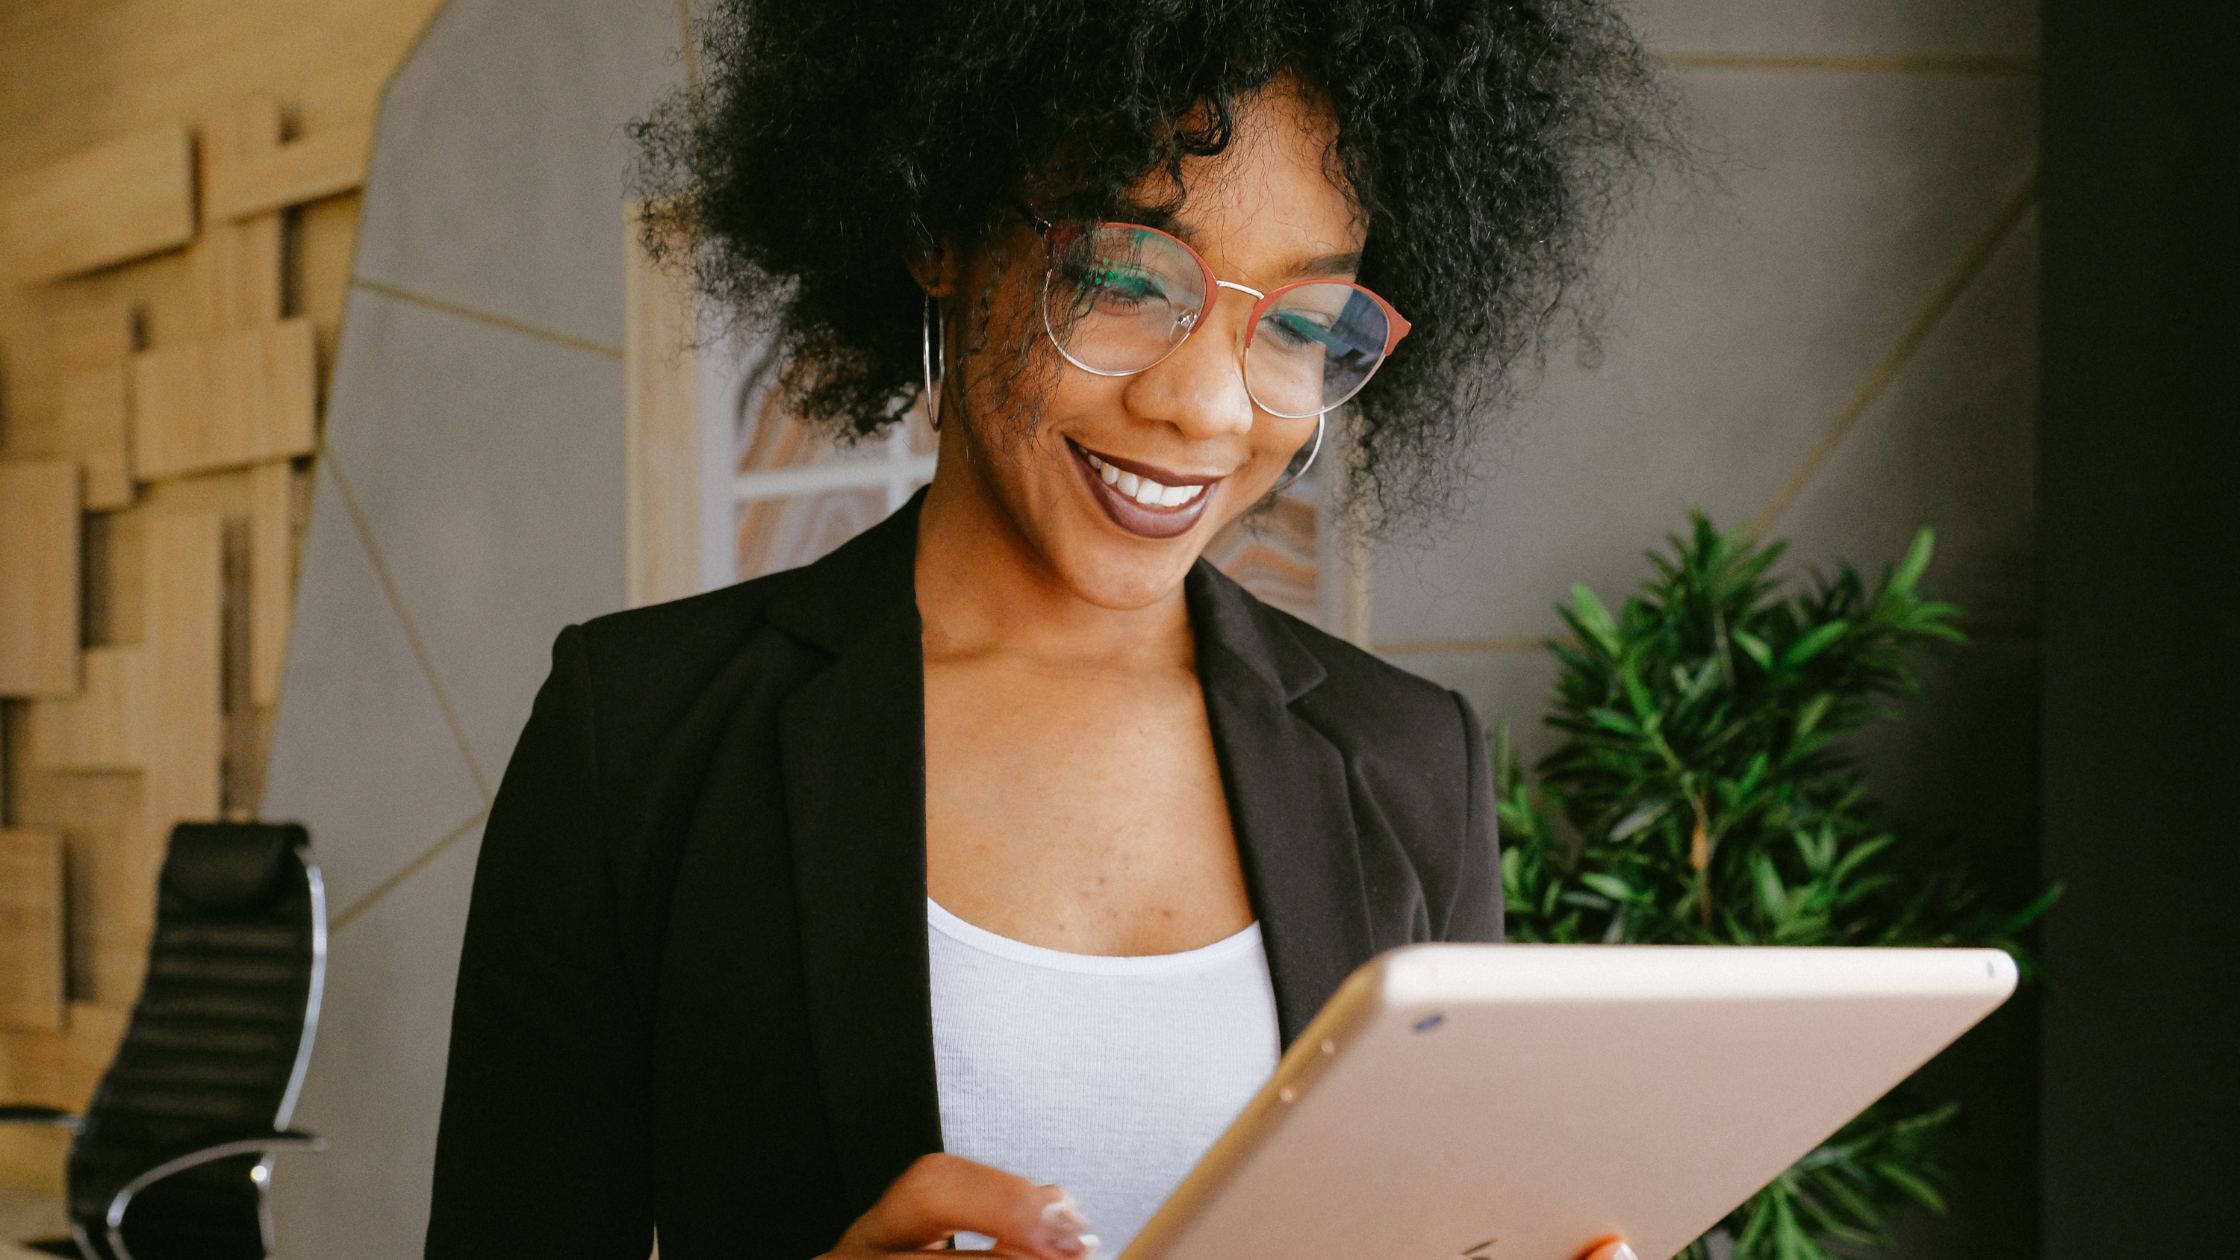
[1125,85,1365,265]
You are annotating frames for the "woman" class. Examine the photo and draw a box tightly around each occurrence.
[426,3,1658,1258]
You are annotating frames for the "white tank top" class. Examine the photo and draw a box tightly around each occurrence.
[927,899,1282,1256]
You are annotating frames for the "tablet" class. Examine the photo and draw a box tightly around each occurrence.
[1121,944,2016,1260]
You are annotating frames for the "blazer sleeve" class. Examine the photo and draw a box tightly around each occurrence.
[1437,689,1505,944]
[425,626,654,1259]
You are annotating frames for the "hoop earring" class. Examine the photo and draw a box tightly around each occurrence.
[1271,411,1326,494]
[921,295,946,430]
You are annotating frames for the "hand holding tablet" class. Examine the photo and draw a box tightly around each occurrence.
[820,944,2010,1260]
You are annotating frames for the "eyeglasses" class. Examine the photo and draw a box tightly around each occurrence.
[1035,219,1412,420]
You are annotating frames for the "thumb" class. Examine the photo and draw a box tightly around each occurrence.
[846,1154,1098,1259]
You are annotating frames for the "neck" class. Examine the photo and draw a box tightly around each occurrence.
[914,427,1194,670]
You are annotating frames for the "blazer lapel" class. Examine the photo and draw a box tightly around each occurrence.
[1186,563,1375,1047]
[770,500,945,1216]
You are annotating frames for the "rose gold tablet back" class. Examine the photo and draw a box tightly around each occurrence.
[1122,944,2017,1260]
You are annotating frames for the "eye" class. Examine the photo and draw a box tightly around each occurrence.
[1081,258,1169,309]
[1262,308,1335,351]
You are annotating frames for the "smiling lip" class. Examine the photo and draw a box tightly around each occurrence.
[1068,440,1224,540]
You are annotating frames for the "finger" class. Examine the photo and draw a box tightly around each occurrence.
[1577,1239,1639,1260]
[846,1153,1098,1259]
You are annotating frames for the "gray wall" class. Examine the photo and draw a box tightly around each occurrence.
[261,0,2043,1256]
[1374,3,2042,1256]
[260,0,684,1253]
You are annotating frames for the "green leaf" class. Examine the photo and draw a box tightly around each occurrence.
[1732,627,1774,670]
[1886,528,1937,601]
[1871,1160,1949,1213]
[1752,854,1789,916]
[1569,583,1623,656]
[1610,800,1670,841]
[1587,707,1642,736]
[1792,692,1835,740]
[1779,620,1850,671]
[1579,872,1639,902]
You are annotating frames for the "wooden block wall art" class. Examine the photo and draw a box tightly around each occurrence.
[0,831,66,1033]
[61,368,136,510]
[129,318,318,480]
[0,1000,133,1191]
[27,647,149,771]
[0,1047,70,1193]
[1,126,196,283]
[250,461,295,706]
[61,1003,130,1105]
[53,301,140,510]
[0,460,82,698]
[192,100,286,336]
[202,93,374,224]
[187,213,283,336]
[52,297,136,375]
[102,514,223,1002]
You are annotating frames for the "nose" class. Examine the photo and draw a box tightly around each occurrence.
[1122,289,1257,442]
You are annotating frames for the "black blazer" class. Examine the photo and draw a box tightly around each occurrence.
[424,494,1501,1260]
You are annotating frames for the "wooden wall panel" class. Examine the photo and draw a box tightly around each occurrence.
[0,0,447,1202]
[250,461,296,706]
[200,84,373,225]
[60,369,135,512]
[129,318,318,480]
[50,302,141,511]
[205,125,373,223]
[300,191,363,372]
[1,127,197,283]
[0,1002,132,1194]
[192,101,287,339]
[27,647,150,772]
[0,461,82,698]
[187,215,284,337]
[103,514,224,1001]
[0,832,66,1033]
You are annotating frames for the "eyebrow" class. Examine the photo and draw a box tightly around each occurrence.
[1142,208,1364,283]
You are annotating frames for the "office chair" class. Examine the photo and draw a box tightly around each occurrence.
[1,822,327,1260]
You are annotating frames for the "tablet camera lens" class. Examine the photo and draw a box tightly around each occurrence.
[1413,1013,1445,1034]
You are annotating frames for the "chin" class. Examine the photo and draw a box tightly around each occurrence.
[1040,522,1211,610]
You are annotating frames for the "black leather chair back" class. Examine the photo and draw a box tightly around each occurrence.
[64,822,324,1260]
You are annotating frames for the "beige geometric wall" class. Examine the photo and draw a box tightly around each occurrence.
[0,0,447,1200]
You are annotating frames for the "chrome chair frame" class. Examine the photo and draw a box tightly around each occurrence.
[1,856,328,1260]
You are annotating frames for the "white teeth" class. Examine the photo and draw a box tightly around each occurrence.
[1085,450,1207,509]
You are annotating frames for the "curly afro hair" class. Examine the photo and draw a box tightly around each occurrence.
[632,0,1667,526]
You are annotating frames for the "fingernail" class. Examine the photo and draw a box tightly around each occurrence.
[1041,1193,1099,1257]
[1613,1245,1638,1260]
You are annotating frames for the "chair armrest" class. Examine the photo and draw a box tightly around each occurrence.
[105,1130,323,1260]
[0,1105,81,1132]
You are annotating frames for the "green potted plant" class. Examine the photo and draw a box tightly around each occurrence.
[1496,513,2056,1260]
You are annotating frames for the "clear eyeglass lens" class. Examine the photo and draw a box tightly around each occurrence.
[1244,284,1390,419]
[1043,225,1392,416]
[1046,226,1208,374]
